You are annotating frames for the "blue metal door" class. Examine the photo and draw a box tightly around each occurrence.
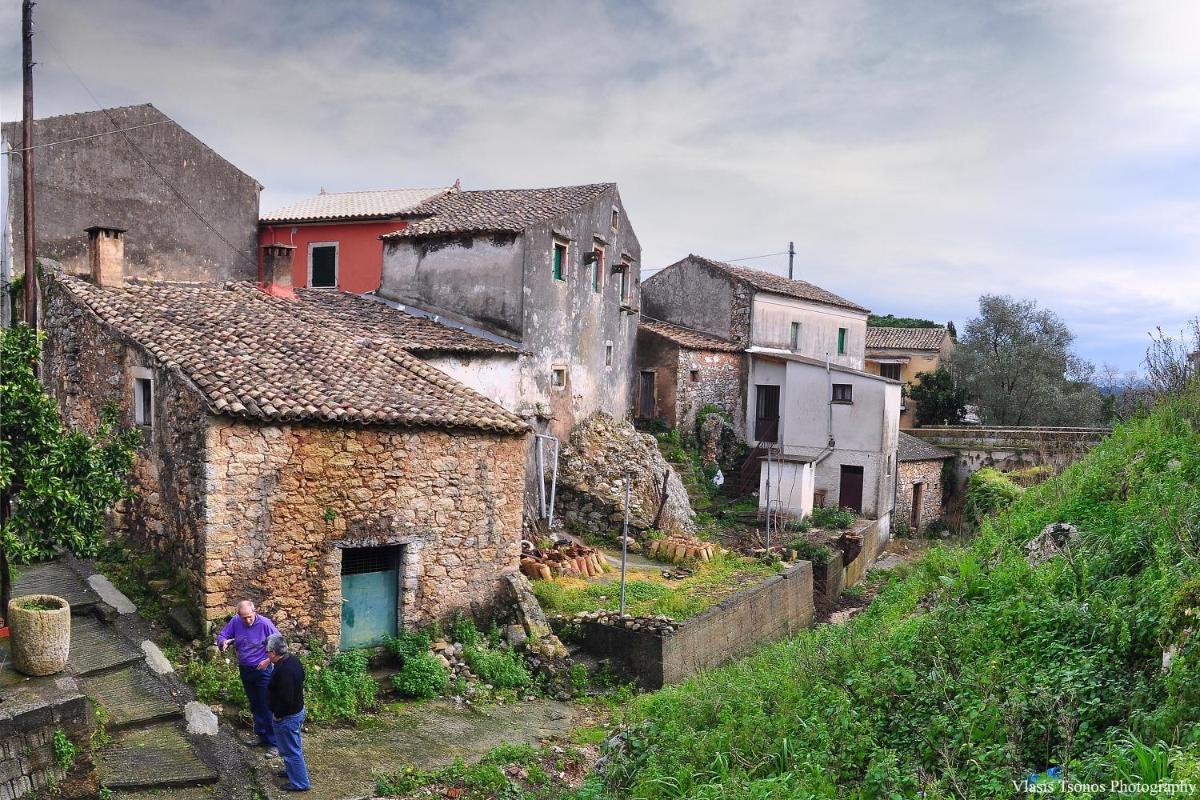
[340,546,400,650]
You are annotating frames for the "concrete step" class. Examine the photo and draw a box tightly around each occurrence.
[67,615,143,677]
[13,561,99,614]
[96,723,219,790]
[83,665,182,730]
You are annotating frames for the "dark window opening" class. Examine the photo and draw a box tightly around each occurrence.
[754,384,780,443]
[134,378,153,428]
[605,344,614,367]
[832,383,853,403]
[880,363,901,381]
[689,369,700,383]
[341,545,401,576]
[310,245,337,288]
[638,371,655,418]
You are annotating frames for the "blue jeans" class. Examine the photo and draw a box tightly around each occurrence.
[239,664,277,747]
[273,707,310,790]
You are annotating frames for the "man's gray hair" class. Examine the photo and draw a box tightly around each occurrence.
[266,634,289,655]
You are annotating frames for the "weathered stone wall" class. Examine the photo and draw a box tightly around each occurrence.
[40,276,211,600]
[0,676,90,800]
[675,348,745,440]
[577,561,813,688]
[203,421,526,646]
[896,459,946,531]
[555,413,695,537]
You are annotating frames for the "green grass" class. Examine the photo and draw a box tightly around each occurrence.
[533,552,780,620]
[584,388,1200,798]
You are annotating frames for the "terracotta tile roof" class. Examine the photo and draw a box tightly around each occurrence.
[687,255,870,313]
[866,327,949,351]
[261,187,451,223]
[639,318,742,352]
[53,274,527,433]
[290,289,519,355]
[382,184,613,239]
[897,431,952,462]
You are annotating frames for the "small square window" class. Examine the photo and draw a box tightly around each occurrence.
[552,240,568,281]
[134,376,153,427]
[880,363,901,381]
[605,343,614,367]
[789,321,800,350]
[832,383,853,403]
[690,369,700,383]
[611,208,620,230]
[837,327,847,355]
[551,367,567,389]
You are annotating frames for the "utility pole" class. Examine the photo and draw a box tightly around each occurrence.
[787,241,795,281]
[619,472,630,617]
[22,0,37,325]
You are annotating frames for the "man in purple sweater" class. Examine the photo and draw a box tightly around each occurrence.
[216,600,281,754]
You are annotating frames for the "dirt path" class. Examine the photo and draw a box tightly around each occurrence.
[277,699,580,799]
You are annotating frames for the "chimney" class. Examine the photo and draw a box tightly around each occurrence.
[260,243,296,298]
[85,226,126,288]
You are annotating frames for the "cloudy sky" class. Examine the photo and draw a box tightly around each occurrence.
[2,0,1197,371]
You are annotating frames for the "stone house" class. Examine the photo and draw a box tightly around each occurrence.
[39,229,528,650]
[377,184,641,443]
[641,255,900,521]
[2,104,262,324]
[260,186,452,293]
[895,431,952,533]
[634,317,744,438]
[864,327,955,426]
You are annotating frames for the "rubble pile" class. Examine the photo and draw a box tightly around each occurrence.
[565,610,680,634]
[519,539,613,580]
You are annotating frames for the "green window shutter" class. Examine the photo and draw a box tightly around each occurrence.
[553,244,565,280]
[790,322,800,349]
[838,328,847,354]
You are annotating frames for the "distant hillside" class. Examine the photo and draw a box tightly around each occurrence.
[868,314,943,328]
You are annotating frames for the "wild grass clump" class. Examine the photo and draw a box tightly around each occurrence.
[590,389,1200,798]
[810,506,856,529]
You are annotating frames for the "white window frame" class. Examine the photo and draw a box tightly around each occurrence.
[307,241,339,289]
[551,365,568,390]
[552,238,570,282]
[132,366,154,428]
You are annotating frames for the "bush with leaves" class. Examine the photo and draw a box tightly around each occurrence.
[810,506,855,530]
[465,645,531,690]
[963,467,1024,527]
[391,652,450,699]
[303,649,379,722]
[0,323,140,613]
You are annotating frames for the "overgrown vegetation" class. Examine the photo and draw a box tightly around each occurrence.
[586,386,1200,798]
[52,727,79,771]
[809,506,856,530]
[963,466,1024,527]
[375,741,591,799]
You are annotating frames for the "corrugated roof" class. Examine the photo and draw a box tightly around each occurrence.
[51,274,527,433]
[382,184,613,239]
[897,431,952,461]
[639,318,742,352]
[686,255,870,313]
[261,187,452,223]
[866,327,948,351]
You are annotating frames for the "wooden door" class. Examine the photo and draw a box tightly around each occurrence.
[340,545,401,650]
[638,371,656,419]
[754,385,780,443]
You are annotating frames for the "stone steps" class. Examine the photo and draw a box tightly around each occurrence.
[83,665,182,731]
[12,562,100,614]
[96,722,219,790]
[66,616,143,677]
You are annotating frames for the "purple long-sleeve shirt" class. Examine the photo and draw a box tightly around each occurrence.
[216,614,280,667]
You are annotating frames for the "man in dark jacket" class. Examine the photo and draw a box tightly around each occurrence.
[266,634,310,792]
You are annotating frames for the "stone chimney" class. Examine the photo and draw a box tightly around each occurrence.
[85,226,126,288]
[260,243,296,299]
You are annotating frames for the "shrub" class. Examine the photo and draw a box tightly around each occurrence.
[52,727,78,771]
[788,538,834,566]
[304,649,380,722]
[465,646,531,689]
[449,610,479,649]
[180,657,246,709]
[391,652,450,699]
[963,466,1023,526]
[810,506,855,529]
[385,630,430,663]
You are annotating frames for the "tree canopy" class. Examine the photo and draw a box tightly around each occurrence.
[867,314,942,329]
[908,367,968,426]
[953,294,1102,426]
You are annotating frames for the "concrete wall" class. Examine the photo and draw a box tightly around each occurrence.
[758,457,814,518]
[633,328,678,424]
[579,561,814,688]
[750,294,868,369]
[641,257,749,344]
[3,105,261,285]
[422,353,525,416]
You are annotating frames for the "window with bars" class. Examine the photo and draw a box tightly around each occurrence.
[341,545,401,576]
[880,363,902,381]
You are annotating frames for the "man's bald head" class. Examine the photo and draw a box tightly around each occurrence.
[236,600,257,626]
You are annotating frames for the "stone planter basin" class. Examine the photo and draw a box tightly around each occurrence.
[8,594,71,676]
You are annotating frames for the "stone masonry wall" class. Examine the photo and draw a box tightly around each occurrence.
[675,348,745,442]
[896,459,946,532]
[0,677,90,800]
[40,276,211,600]
[203,421,526,646]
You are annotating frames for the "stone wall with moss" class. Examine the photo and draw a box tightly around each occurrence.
[203,420,527,646]
[896,459,945,531]
[675,348,745,440]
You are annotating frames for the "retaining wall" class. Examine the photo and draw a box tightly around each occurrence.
[578,561,814,688]
[0,673,90,799]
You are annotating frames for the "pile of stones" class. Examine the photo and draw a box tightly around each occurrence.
[564,610,680,635]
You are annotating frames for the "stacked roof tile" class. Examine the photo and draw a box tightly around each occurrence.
[866,327,949,351]
[639,318,742,352]
[261,187,451,224]
[383,184,613,239]
[897,431,952,462]
[687,255,870,313]
[54,275,527,433]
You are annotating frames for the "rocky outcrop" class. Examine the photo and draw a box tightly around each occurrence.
[1023,522,1081,566]
[555,413,696,537]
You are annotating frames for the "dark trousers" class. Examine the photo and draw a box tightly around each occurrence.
[239,664,277,747]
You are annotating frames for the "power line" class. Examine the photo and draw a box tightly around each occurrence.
[641,250,789,278]
[3,120,174,153]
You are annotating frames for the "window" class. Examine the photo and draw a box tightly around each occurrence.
[132,369,153,428]
[592,245,604,293]
[605,342,614,367]
[690,369,700,383]
[832,383,853,403]
[551,367,567,389]
[552,240,568,281]
[837,327,847,355]
[619,260,632,303]
[880,363,901,381]
[611,208,620,230]
[638,371,656,418]
[789,321,800,350]
[309,242,338,289]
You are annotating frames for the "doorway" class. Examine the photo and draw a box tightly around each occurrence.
[910,482,924,530]
[754,385,780,443]
[638,371,656,419]
[340,545,402,650]
[838,465,864,513]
